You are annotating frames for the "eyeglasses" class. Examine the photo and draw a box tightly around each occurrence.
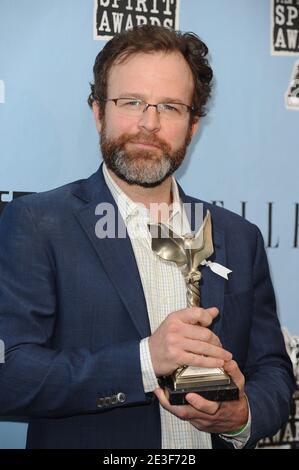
[102,97,194,121]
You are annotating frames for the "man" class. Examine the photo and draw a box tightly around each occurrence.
[0,25,295,449]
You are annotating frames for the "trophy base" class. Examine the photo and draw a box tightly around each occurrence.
[159,376,239,405]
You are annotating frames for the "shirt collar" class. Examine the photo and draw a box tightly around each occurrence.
[102,162,184,229]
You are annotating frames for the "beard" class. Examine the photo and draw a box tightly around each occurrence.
[100,121,192,188]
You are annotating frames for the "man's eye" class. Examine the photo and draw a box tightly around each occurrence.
[121,100,142,108]
[161,103,180,113]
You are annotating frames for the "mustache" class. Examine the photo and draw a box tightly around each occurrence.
[115,132,171,153]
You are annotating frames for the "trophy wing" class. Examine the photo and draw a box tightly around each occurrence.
[148,223,187,266]
[192,211,214,269]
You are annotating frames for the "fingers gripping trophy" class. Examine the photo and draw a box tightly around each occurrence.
[149,211,239,405]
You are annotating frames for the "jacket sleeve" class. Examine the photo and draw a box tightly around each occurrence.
[243,226,296,447]
[0,198,148,418]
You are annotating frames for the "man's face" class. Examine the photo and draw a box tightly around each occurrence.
[93,51,199,187]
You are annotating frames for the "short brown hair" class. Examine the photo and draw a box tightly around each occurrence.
[88,25,213,119]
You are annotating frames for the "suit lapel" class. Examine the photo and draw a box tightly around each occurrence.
[178,187,226,336]
[199,230,226,336]
[72,167,226,338]
[73,166,151,339]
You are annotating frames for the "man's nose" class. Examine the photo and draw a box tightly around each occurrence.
[138,105,161,133]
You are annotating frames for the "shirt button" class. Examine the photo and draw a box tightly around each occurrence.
[104,397,111,406]
[111,395,118,405]
[97,397,107,408]
[117,392,126,403]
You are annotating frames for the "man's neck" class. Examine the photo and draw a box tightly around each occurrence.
[107,168,173,208]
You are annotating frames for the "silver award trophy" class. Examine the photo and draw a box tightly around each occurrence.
[149,210,238,405]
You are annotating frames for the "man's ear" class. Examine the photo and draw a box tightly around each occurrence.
[92,101,103,133]
[190,117,200,138]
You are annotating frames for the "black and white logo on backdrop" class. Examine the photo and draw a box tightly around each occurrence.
[285,59,299,109]
[93,0,180,40]
[272,0,299,55]
[0,191,33,215]
[258,329,299,449]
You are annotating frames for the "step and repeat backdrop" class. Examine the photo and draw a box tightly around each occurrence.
[0,0,298,448]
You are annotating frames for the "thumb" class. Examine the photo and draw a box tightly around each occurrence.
[206,307,220,319]
[223,360,245,396]
[178,306,219,327]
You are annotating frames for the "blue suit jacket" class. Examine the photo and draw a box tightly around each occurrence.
[0,165,295,449]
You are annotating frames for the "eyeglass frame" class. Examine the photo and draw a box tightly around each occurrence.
[100,97,195,118]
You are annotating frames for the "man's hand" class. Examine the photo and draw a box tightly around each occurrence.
[148,306,232,377]
[154,359,249,434]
